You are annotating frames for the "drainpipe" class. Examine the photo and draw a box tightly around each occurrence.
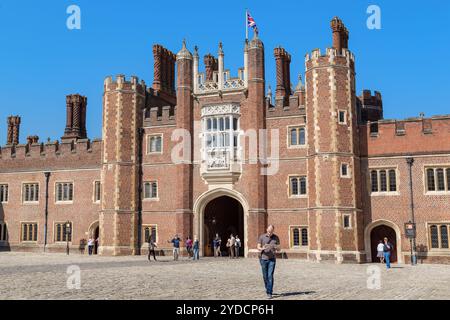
[43,172,51,252]
[137,127,144,255]
[406,157,417,265]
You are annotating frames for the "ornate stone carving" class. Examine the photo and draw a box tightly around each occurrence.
[201,103,240,117]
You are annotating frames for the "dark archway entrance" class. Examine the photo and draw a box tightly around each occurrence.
[204,196,244,257]
[370,225,397,263]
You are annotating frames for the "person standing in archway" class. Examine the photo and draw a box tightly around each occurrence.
[383,237,394,269]
[257,225,280,299]
[214,233,222,257]
[377,240,385,263]
[87,237,94,256]
[235,235,241,258]
[228,234,236,259]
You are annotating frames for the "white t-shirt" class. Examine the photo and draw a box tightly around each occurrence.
[377,243,385,252]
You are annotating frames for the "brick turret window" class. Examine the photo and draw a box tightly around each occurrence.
[94,181,101,203]
[370,169,398,194]
[289,176,307,196]
[0,185,8,203]
[426,167,450,193]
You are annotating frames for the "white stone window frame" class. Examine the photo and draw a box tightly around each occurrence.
[287,125,307,149]
[287,175,307,198]
[143,224,159,244]
[53,221,74,243]
[424,165,450,196]
[54,181,75,204]
[426,222,450,251]
[338,109,347,125]
[147,134,164,155]
[289,225,309,249]
[340,163,351,179]
[0,183,9,204]
[343,214,352,230]
[20,221,39,243]
[369,167,400,196]
[21,182,40,204]
[201,103,241,170]
[93,180,101,204]
[143,181,159,201]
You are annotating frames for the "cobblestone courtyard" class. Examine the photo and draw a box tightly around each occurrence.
[1,252,449,300]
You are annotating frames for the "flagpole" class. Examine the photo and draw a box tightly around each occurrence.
[245,9,248,40]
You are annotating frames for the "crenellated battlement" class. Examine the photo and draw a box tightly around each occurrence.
[144,105,176,127]
[305,47,355,68]
[0,138,102,160]
[104,74,147,95]
[358,89,383,122]
[0,138,102,172]
[360,115,450,156]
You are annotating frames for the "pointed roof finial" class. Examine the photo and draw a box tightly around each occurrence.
[194,45,199,58]
[177,38,192,60]
[295,74,305,92]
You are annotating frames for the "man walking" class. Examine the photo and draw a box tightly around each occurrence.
[193,235,200,261]
[257,225,280,299]
[148,235,157,261]
[168,234,182,261]
[214,233,222,257]
[383,237,394,269]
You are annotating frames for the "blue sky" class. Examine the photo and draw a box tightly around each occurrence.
[0,0,449,143]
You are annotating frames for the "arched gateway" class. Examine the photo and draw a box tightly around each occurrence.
[193,189,249,257]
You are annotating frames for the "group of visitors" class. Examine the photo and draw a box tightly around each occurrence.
[147,234,200,262]
[376,237,395,269]
[212,233,242,258]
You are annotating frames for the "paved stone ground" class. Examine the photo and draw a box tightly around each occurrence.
[0,252,449,300]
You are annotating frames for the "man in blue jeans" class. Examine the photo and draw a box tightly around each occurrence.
[383,237,394,269]
[257,225,280,299]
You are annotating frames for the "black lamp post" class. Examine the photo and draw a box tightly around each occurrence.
[406,157,417,265]
[65,221,71,255]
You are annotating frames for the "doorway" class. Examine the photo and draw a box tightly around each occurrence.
[203,196,244,257]
[370,225,397,263]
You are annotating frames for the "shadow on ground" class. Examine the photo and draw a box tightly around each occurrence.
[274,291,316,298]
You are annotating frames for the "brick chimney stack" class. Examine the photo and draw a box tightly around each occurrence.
[7,115,21,145]
[152,45,176,95]
[62,94,87,142]
[331,17,349,52]
[274,47,292,106]
[204,54,218,82]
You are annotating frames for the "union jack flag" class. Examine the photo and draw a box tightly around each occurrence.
[247,12,257,29]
